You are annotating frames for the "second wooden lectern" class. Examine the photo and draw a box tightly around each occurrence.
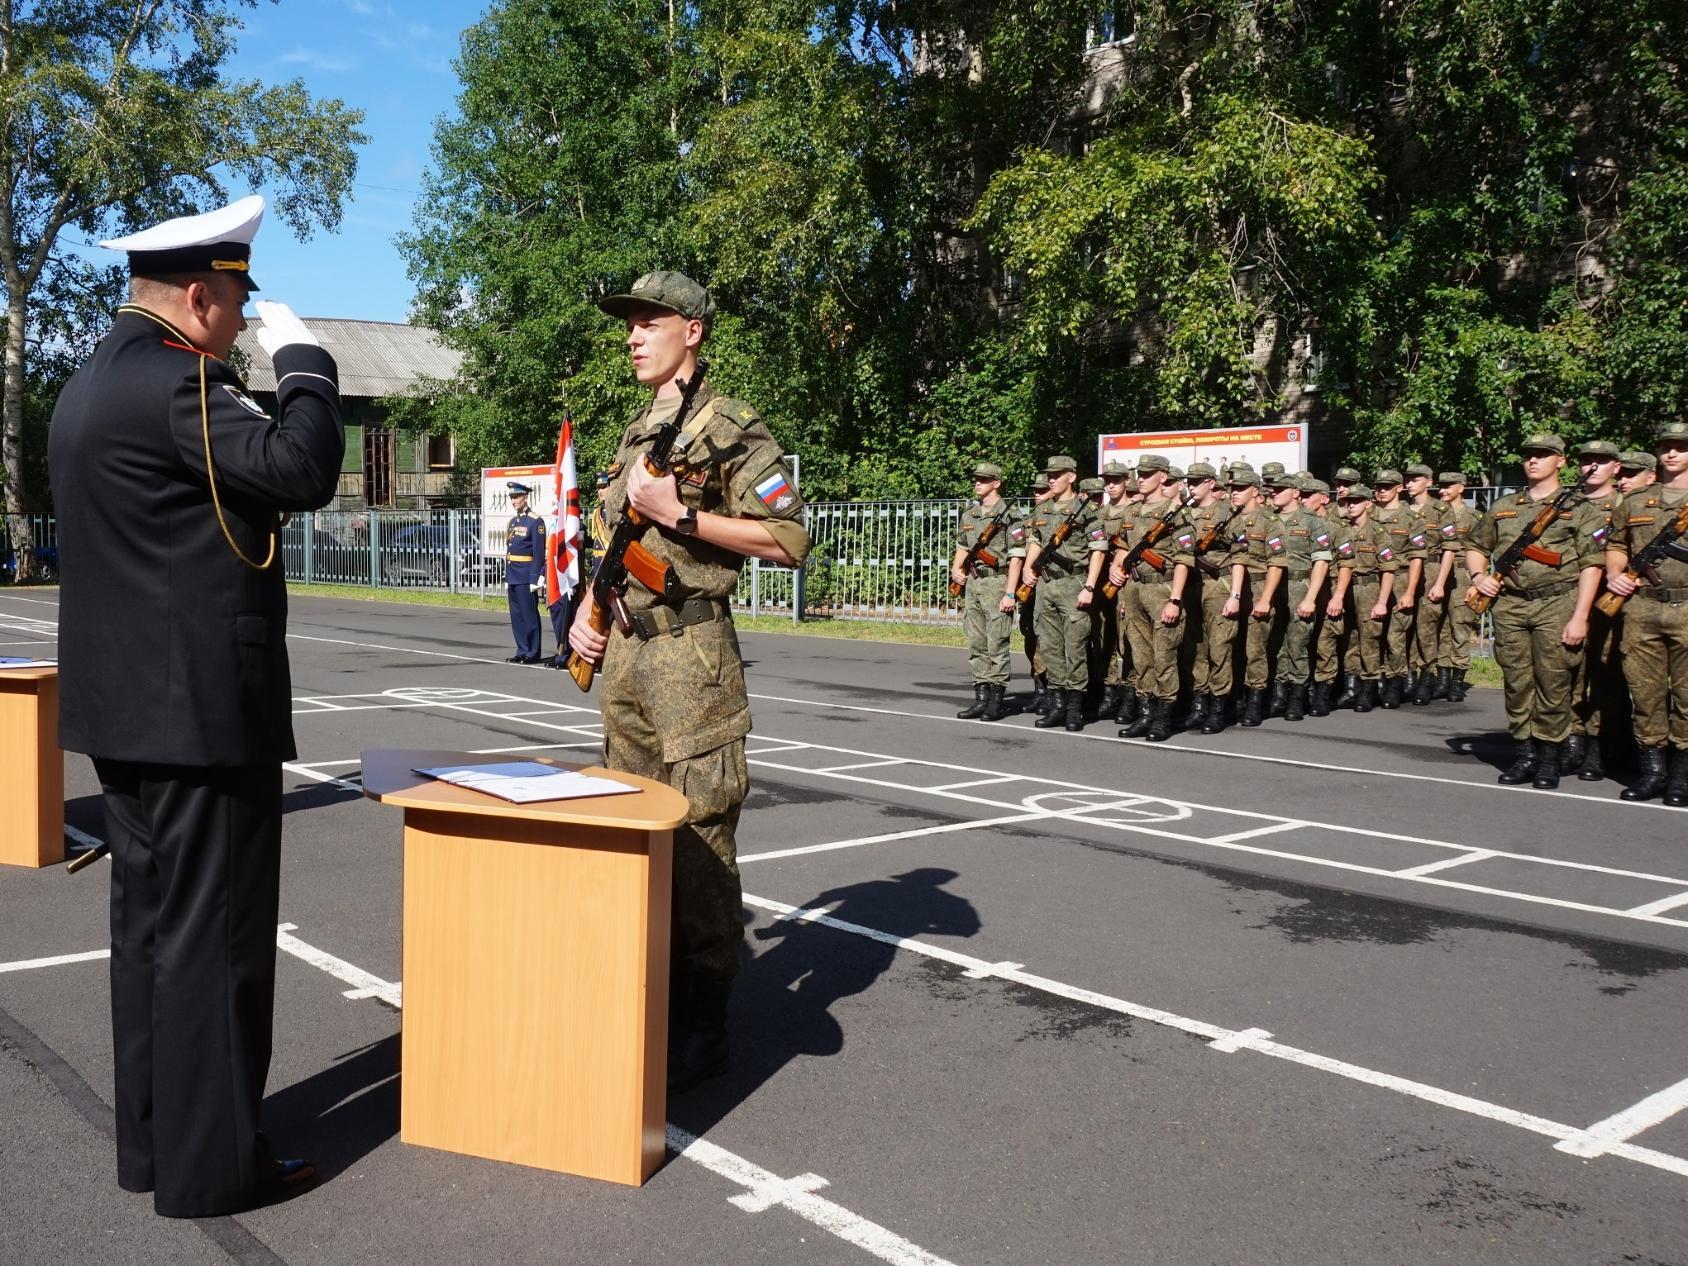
[361,748,689,1187]
[0,665,63,869]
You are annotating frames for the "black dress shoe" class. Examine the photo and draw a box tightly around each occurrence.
[505,654,528,663]
[549,655,569,669]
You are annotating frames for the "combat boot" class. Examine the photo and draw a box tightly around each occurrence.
[1532,739,1562,790]
[1497,740,1537,784]
[1114,686,1139,726]
[1239,688,1267,728]
[1099,685,1124,723]
[1434,667,1453,700]
[1666,749,1688,808]
[1560,734,1587,777]
[1033,674,1050,714]
[1119,695,1154,738]
[1335,673,1359,710]
[979,684,1008,723]
[1186,691,1210,730]
[1578,741,1604,783]
[1378,677,1401,710]
[1448,669,1469,703]
[1285,683,1306,722]
[1145,697,1174,742]
[1307,681,1332,718]
[1354,679,1378,714]
[1035,688,1068,728]
[957,683,987,720]
[1268,682,1287,718]
[1413,671,1434,706]
[1622,747,1670,802]
[1201,695,1229,734]
[1064,690,1085,732]
[668,974,732,1094]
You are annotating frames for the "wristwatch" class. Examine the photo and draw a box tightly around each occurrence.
[674,507,699,535]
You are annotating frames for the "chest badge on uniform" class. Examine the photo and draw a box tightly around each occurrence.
[222,385,270,419]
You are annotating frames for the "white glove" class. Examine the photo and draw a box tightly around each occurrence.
[531,581,544,592]
[253,301,320,357]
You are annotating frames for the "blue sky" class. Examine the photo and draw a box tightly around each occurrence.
[219,0,482,322]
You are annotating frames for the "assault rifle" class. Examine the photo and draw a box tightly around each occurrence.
[949,510,1007,597]
[1189,505,1240,580]
[1102,494,1193,600]
[1466,487,1579,616]
[565,364,707,692]
[1595,499,1688,617]
[1014,496,1089,604]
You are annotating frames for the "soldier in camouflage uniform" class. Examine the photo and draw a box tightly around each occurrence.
[1025,455,1109,731]
[950,462,1027,723]
[1299,478,1343,715]
[1428,471,1480,702]
[1020,472,1054,708]
[1113,454,1190,741]
[571,271,812,1092]
[1183,461,1240,733]
[1329,464,1365,707]
[1094,461,1134,721]
[1268,472,1335,722]
[1565,439,1628,782]
[1230,469,1289,727]
[1404,463,1451,703]
[1604,421,1688,805]
[1328,484,1399,712]
[1465,433,1605,790]
[1620,451,1657,495]
[1369,470,1427,708]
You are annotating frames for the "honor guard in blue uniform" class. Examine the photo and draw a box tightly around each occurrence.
[50,196,342,1216]
[505,482,547,662]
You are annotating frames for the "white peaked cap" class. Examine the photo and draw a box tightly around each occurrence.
[99,195,266,252]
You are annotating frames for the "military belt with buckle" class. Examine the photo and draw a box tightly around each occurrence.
[628,596,728,641]
[1503,581,1576,602]
[970,562,999,578]
[1636,585,1688,605]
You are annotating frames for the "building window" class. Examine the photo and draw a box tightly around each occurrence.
[427,433,455,470]
[363,427,396,507]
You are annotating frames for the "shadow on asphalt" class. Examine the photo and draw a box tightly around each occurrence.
[669,867,980,1142]
[264,1033,400,1182]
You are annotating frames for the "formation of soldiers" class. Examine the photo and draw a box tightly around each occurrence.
[950,422,1688,806]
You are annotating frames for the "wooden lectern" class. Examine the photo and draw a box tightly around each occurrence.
[360,748,688,1187]
[0,665,63,868]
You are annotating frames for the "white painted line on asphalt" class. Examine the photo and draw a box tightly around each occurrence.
[741,812,1051,863]
[282,762,362,792]
[65,824,104,857]
[275,924,402,1007]
[0,948,110,974]
[668,1128,959,1266]
[925,777,1023,792]
[744,690,1684,812]
[0,593,58,605]
[287,632,530,669]
[1396,850,1500,878]
[1627,892,1688,918]
[740,894,1688,1183]
[1208,822,1303,844]
[960,961,1024,981]
[0,639,51,646]
[812,759,909,774]
[1555,1074,1688,1158]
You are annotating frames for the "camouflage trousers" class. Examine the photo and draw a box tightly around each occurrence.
[1277,575,1316,685]
[1622,594,1688,749]
[1019,592,1042,678]
[1437,567,1476,669]
[1121,578,1184,701]
[1383,571,1418,677]
[964,572,1013,686]
[1414,571,1447,673]
[1347,574,1386,681]
[601,616,750,983]
[1191,580,1238,699]
[1242,569,1280,690]
[1492,589,1585,743]
[1569,609,1629,741]
[1035,571,1096,692]
[1314,601,1346,684]
[1094,590,1128,688]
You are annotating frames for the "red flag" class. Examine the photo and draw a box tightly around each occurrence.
[545,412,581,606]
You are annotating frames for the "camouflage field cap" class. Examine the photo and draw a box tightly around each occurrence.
[1165,464,1185,481]
[1521,432,1566,455]
[1044,454,1078,474]
[1333,465,1364,484]
[1136,452,1171,474]
[1266,468,1300,489]
[1575,439,1622,461]
[1373,468,1404,487]
[1655,421,1688,446]
[1123,472,1141,493]
[1186,460,1218,481]
[1228,468,1262,488]
[1078,476,1104,494]
[1340,483,1374,502]
[1301,477,1331,496]
[1031,472,1051,491]
[1261,461,1287,480]
[1436,470,1468,486]
[972,462,1003,482]
[598,270,716,324]
[1101,459,1131,477]
[1404,463,1434,480]
[1619,451,1656,472]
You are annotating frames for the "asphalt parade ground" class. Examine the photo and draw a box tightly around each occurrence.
[4,589,1688,1266]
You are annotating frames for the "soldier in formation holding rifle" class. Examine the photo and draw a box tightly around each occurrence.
[1021,456,1109,732]
[950,463,1027,722]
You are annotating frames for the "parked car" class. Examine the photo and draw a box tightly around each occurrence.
[377,524,494,587]
[294,528,361,583]
[0,542,57,583]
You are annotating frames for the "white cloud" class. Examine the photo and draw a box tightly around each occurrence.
[347,0,396,16]
[278,47,357,73]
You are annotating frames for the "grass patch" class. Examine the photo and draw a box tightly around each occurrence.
[288,581,505,613]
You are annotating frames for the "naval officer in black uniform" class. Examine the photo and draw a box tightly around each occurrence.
[504,481,546,662]
[48,196,344,1217]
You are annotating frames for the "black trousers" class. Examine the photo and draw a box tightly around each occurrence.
[95,759,283,1218]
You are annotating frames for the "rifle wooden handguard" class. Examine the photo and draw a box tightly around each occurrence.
[564,599,615,691]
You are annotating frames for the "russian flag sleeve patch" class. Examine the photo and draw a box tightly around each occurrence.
[753,464,801,517]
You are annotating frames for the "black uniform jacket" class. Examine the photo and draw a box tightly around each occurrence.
[49,307,344,766]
